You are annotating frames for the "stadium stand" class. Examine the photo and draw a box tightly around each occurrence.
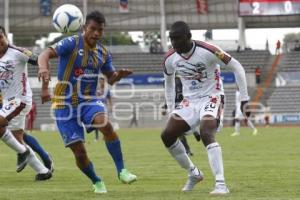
[267,86,300,114]
[27,49,271,77]
[277,51,300,72]
[112,50,272,74]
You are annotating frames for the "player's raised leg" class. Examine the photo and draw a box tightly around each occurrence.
[161,115,203,191]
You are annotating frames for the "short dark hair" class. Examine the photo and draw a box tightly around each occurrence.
[170,21,191,36]
[0,26,7,37]
[86,11,106,25]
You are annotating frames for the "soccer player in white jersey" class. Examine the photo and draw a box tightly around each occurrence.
[231,89,257,136]
[161,21,250,195]
[0,26,52,180]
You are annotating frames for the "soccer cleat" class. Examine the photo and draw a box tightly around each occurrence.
[182,169,204,191]
[93,181,107,194]
[230,132,240,137]
[16,148,30,173]
[210,184,230,195]
[252,128,258,136]
[119,169,137,184]
[44,154,54,173]
[35,170,52,181]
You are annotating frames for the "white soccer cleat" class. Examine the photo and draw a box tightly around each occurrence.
[210,184,230,195]
[182,169,204,191]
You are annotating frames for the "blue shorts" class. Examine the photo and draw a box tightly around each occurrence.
[55,99,106,147]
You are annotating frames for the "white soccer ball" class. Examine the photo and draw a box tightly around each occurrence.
[52,4,83,34]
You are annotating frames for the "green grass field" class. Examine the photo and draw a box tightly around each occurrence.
[0,127,300,200]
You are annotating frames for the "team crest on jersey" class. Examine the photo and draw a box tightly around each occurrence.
[176,61,208,82]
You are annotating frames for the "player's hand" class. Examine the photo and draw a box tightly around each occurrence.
[108,69,133,85]
[38,68,51,82]
[41,88,51,104]
[241,100,251,118]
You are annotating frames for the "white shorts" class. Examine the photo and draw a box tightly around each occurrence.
[0,99,31,130]
[172,95,224,130]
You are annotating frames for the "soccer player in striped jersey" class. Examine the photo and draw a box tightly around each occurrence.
[38,11,137,194]
[161,21,250,195]
[0,26,52,180]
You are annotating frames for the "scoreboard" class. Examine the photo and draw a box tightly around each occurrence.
[239,0,300,16]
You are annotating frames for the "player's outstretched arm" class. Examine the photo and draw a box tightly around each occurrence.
[105,69,133,85]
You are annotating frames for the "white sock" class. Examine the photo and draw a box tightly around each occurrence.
[234,121,240,133]
[168,140,196,174]
[1,129,26,153]
[206,142,225,183]
[247,119,255,130]
[27,146,49,174]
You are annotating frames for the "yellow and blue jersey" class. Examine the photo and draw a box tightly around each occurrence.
[51,35,115,109]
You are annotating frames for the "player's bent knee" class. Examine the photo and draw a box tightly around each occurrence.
[93,113,109,128]
[99,122,115,138]
[161,130,175,147]
[201,115,217,130]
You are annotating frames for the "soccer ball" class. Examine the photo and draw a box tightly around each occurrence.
[52,4,83,34]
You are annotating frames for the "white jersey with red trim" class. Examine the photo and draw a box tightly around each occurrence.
[0,46,32,104]
[164,41,231,100]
